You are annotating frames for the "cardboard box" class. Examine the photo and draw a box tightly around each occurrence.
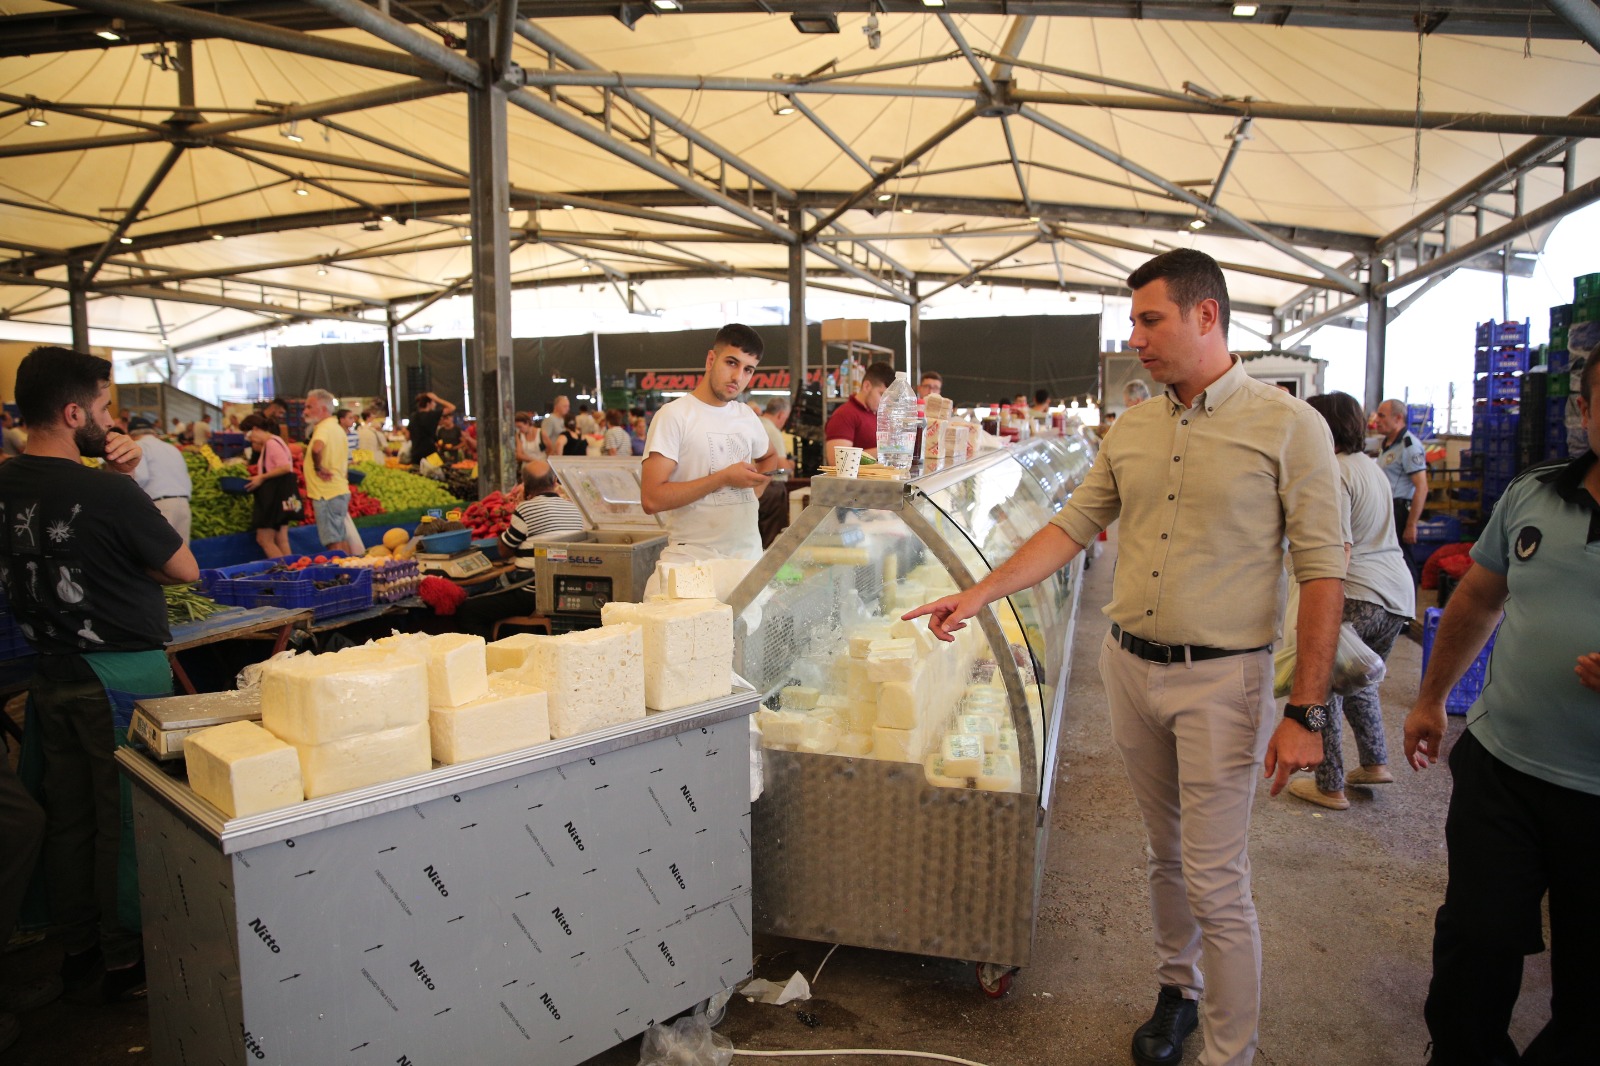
[821,318,870,343]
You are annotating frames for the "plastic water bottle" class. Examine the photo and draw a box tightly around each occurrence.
[876,371,918,471]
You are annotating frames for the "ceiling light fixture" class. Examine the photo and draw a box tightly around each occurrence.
[24,105,47,128]
[922,0,945,6]
[280,118,303,143]
[119,236,134,245]
[212,233,225,240]
[901,207,913,214]
[789,12,840,34]
[1029,215,1041,223]
[562,203,576,211]
[877,192,893,202]
[768,92,796,117]
[1231,3,1258,16]
[96,20,125,40]
[650,0,680,9]
[380,214,394,223]
[294,179,309,197]
[1188,217,1208,231]
[316,266,328,276]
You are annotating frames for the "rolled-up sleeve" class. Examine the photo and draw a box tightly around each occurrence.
[1280,408,1347,582]
[1050,442,1121,548]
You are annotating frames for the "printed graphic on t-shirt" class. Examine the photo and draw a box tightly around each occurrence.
[45,502,82,552]
[702,431,755,508]
[10,499,40,555]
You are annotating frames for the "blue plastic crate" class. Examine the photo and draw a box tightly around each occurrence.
[1494,319,1531,346]
[1548,348,1570,373]
[1414,516,1462,543]
[1484,374,1523,402]
[1476,322,1493,346]
[1420,607,1497,716]
[1473,351,1490,375]
[1406,403,1435,438]
[201,552,349,606]
[1546,442,1570,461]
[1479,407,1519,431]
[229,564,373,621]
[1483,434,1517,457]
[1550,303,1573,330]
[1487,348,1530,374]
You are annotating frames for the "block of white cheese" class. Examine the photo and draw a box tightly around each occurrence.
[840,658,881,703]
[412,633,489,709]
[430,678,550,764]
[840,699,877,734]
[940,733,984,778]
[889,617,941,656]
[847,624,894,658]
[805,707,841,731]
[876,663,927,730]
[977,753,1021,792]
[755,709,807,747]
[872,723,929,763]
[184,720,303,818]
[865,640,918,683]
[658,561,716,599]
[295,722,432,800]
[503,623,645,738]
[959,713,999,753]
[781,686,821,709]
[261,647,428,747]
[836,733,873,757]
[923,753,968,789]
[485,632,544,674]
[601,599,733,711]
[997,728,1020,765]
[797,718,840,754]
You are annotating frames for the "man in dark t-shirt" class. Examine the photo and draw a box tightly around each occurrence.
[0,347,198,1006]
[408,391,455,466]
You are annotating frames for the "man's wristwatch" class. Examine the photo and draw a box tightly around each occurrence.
[1284,702,1331,731]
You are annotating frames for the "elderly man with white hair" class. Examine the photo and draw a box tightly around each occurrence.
[304,388,357,557]
[127,416,193,543]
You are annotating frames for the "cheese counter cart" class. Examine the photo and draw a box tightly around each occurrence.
[116,689,758,1066]
[537,456,669,629]
[727,436,1094,993]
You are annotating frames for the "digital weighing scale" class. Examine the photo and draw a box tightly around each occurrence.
[538,457,669,626]
[415,548,495,580]
[129,689,263,761]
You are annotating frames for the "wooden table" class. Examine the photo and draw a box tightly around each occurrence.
[166,606,312,694]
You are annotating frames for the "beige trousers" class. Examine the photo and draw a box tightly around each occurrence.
[1098,631,1277,1066]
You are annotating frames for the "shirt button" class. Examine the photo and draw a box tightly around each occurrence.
[1173,456,1181,462]
[1181,420,1188,426]
[1161,533,1168,539]
[1146,610,1154,616]
[1152,571,1159,577]
[1168,494,1175,500]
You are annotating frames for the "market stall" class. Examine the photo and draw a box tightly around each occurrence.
[120,674,757,1065]
[729,436,1093,991]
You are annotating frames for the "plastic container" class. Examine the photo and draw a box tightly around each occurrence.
[419,529,472,554]
[874,371,918,472]
[229,564,373,620]
[346,468,367,485]
[218,476,250,495]
[1420,607,1497,716]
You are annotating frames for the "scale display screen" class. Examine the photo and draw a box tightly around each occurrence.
[555,574,614,614]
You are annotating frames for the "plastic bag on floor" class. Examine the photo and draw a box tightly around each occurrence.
[637,1013,733,1066]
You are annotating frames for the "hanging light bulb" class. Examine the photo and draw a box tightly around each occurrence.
[24,106,47,128]
[293,179,309,197]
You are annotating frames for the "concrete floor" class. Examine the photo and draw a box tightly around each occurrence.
[2,530,1554,1065]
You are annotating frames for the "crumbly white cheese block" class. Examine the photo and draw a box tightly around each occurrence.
[505,624,646,738]
[781,686,821,709]
[836,733,874,757]
[184,721,303,818]
[977,753,1021,793]
[294,722,432,800]
[889,617,941,656]
[840,700,878,734]
[817,693,850,708]
[658,562,716,599]
[847,624,894,658]
[703,557,756,602]
[601,599,732,710]
[430,678,550,764]
[959,714,999,753]
[923,753,969,789]
[797,718,840,754]
[755,709,808,747]
[261,647,428,747]
[485,632,544,674]
[805,707,841,730]
[864,641,918,683]
[876,663,928,730]
[883,581,926,613]
[941,733,985,778]
[839,658,881,703]
[872,723,929,763]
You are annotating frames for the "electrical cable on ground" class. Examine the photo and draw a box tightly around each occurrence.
[810,942,840,987]
[734,1049,993,1066]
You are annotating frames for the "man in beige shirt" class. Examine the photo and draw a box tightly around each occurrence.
[908,249,1345,1066]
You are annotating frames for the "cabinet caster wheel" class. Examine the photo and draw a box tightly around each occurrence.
[976,962,1016,998]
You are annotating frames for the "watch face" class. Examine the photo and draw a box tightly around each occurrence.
[1304,705,1329,731]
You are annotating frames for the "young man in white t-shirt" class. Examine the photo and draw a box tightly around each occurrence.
[641,324,777,563]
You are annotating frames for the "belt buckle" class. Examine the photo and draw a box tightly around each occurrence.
[1147,640,1174,665]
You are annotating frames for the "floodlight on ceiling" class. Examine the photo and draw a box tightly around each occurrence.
[1188,216,1208,231]
[211,233,225,240]
[119,236,133,245]
[876,192,892,202]
[1232,4,1258,16]
[790,12,840,34]
[562,203,576,211]
[650,0,680,9]
[24,106,47,128]
[294,179,309,197]
[96,19,125,40]
[317,266,328,276]
[280,118,303,143]
[769,92,796,117]
[380,214,395,223]
[922,0,945,6]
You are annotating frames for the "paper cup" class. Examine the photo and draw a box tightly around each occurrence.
[835,446,864,478]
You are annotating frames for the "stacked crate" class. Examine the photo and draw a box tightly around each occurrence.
[1471,319,1529,513]
[1546,303,1572,462]
[1405,403,1435,440]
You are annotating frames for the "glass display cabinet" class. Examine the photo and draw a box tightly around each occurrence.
[726,436,1095,986]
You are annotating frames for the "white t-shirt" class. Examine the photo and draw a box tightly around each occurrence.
[644,394,772,562]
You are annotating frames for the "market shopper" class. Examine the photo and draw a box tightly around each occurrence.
[304,389,357,557]
[1403,357,1600,1066]
[0,346,199,1004]
[602,409,632,457]
[823,360,894,467]
[1288,392,1415,811]
[640,324,777,566]
[542,395,570,459]
[1374,398,1428,546]
[240,413,298,558]
[408,391,455,468]
[127,416,193,544]
[906,250,1345,1066]
[1124,379,1152,409]
[356,407,386,457]
[513,411,544,463]
[917,371,942,400]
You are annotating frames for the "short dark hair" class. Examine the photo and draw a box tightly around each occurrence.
[1127,248,1231,334]
[863,361,896,389]
[920,370,942,383]
[1034,389,1049,405]
[1582,353,1599,407]
[1305,391,1366,455]
[15,346,111,429]
[239,413,278,434]
[414,393,434,411]
[334,407,351,421]
[713,323,764,359]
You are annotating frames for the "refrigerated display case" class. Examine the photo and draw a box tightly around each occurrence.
[726,436,1094,988]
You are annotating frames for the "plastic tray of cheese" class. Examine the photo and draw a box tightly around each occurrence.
[180,587,736,821]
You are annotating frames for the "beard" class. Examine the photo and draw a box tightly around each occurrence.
[74,420,109,458]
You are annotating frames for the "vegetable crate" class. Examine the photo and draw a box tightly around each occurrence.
[1420,607,1497,716]
[228,565,373,620]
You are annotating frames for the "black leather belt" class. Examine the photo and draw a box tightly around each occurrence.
[1111,623,1269,665]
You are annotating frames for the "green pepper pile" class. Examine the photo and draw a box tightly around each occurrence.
[186,451,256,539]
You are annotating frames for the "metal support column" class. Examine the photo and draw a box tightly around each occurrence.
[67,259,89,350]
[909,280,922,383]
[788,211,807,409]
[468,18,515,497]
[384,307,400,421]
[1364,260,1387,413]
